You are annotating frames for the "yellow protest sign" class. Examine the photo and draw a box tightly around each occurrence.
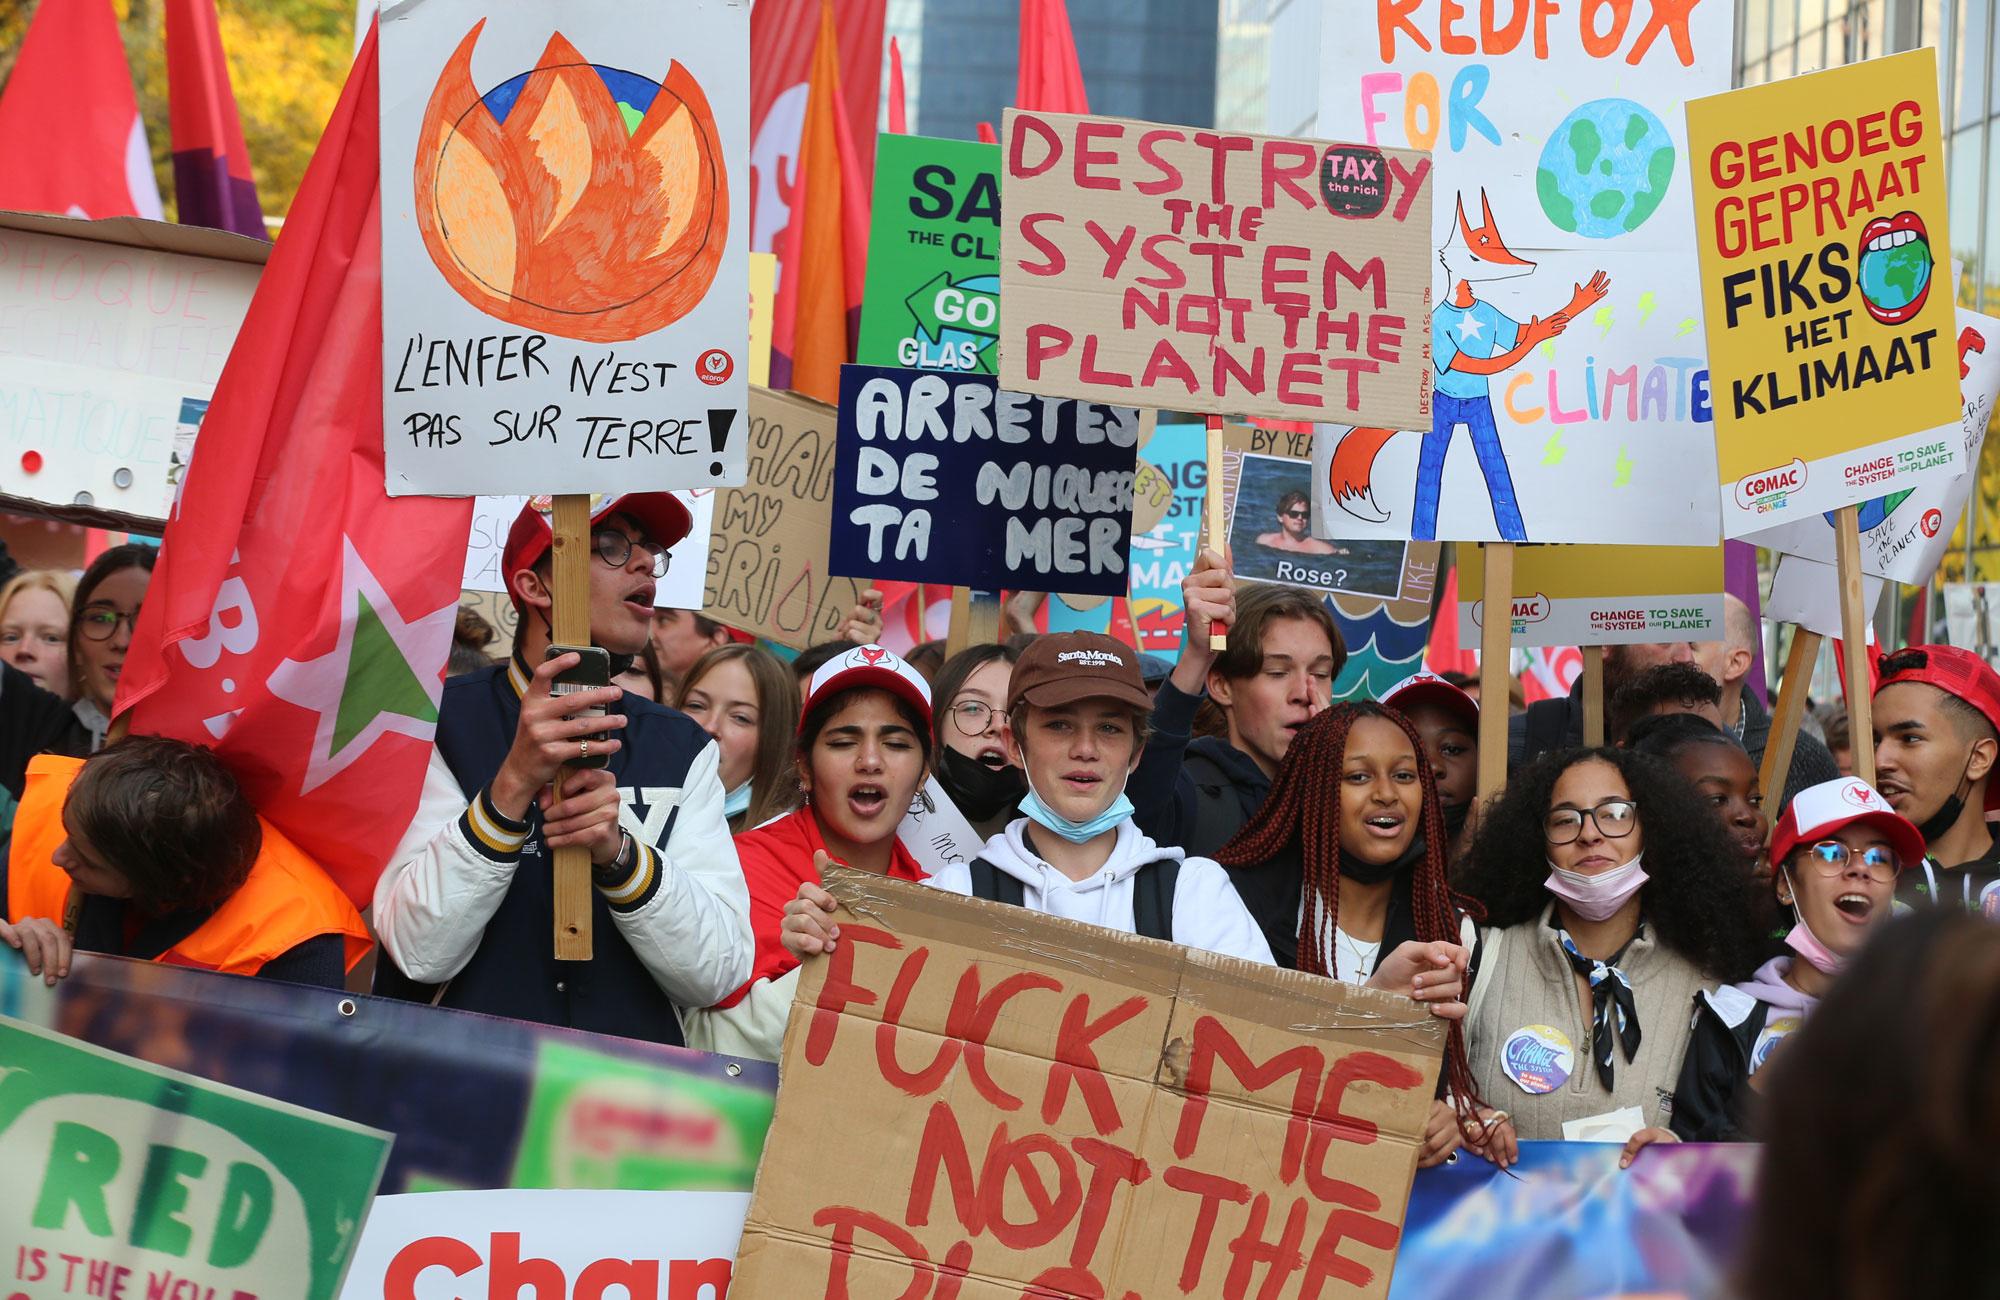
[748,251,776,388]
[1688,50,1962,538]
[1459,544,1724,647]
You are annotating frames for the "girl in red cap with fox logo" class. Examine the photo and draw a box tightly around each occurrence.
[1672,777,1920,1141]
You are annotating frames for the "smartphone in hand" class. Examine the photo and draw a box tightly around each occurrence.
[546,644,613,769]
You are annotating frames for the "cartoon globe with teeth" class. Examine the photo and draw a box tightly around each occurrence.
[1856,212,1933,325]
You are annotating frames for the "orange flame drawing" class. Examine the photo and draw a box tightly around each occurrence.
[414,23,728,343]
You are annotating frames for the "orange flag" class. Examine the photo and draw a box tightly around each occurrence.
[770,0,870,404]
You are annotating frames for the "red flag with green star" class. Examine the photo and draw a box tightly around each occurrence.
[118,24,471,905]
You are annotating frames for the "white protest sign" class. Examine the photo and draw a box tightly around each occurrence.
[897,776,989,876]
[1765,553,1885,642]
[379,1,749,496]
[1315,0,1729,544]
[1747,307,2000,582]
[462,491,715,610]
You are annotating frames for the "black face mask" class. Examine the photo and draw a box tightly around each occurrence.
[1916,777,1973,845]
[1442,799,1471,840]
[938,746,1028,822]
[1340,834,1426,886]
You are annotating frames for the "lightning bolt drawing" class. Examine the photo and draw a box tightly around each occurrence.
[1637,291,1657,325]
[1542,432,1567,466]
[1592,305,1614,337]
[1612,446,1633,487]
[1540,340,1558,361]
[1676,317,1698,337]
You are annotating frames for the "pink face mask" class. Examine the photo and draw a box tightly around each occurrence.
[1543,854,1648,922]
[1781,867,1847,976]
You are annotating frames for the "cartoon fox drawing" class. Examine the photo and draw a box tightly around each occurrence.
[1325,190,1608,541]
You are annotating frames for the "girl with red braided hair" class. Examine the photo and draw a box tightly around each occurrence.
[1215,701,1501,1169]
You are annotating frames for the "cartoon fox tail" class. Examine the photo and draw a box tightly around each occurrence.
[1326,427,1400,524]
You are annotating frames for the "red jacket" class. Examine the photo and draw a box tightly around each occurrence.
[716,807,925,1009]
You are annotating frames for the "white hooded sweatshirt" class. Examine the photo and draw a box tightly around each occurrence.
[928,819,1275,965]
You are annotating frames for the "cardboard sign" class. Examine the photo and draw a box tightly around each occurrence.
[730,868,1445,1299]
[0,212,264,531]
[1224,422,1413,599]
[998,110,1433,428]
[1688,51,1962,537]
[379,1,749,496]
[858,135,1002,374]
[1458,544,1725,648]
[1317,0,1731,546]
[1747,306,2000,581]
[462,491,715,610]
[829,364,1142,596]
[701,386,870,650]
[340,1190,747,1299]
[0,1017,389,1300]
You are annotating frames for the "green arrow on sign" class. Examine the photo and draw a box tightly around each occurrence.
[905,271,999,346]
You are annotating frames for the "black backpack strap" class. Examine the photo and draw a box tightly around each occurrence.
[1131,858,1182,943]
[967,857,1025,908]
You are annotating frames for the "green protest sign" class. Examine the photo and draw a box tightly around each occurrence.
[856,133,1001,374]
[0,1018,390,1300]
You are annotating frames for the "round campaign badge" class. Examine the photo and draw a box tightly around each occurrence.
[696,348,734,385]
[1501,1023,1575,1095]
[1751,1015,1802,1074]
[1980,879,2000,920]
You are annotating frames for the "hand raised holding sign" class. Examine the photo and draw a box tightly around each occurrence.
[781,869,842,958]
[1168,547,1235,697]
[490,652,627,821]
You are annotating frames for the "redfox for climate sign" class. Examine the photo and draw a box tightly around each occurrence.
[1689,49,1964,537]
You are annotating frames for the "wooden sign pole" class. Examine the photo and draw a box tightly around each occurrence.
[549,494,595,961]
[945,587,972,657]
[1759,627,1822,805]
[1477,542,1515,801]
[944,587,1002,656]
[1204,414,1228,650]
[1835,504,1877,787]
[1581,644,1606,747]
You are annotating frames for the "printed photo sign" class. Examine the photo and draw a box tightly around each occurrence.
[1688,50,1962,536]
[998,109,1433,427]
[1317,0,1731,545]
[829,363,1142,597]
[380,0,749,496]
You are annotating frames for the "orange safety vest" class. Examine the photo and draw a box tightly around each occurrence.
[7,755,371,976]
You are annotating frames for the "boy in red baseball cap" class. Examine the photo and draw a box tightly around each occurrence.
[371,493,754,1044]
[1872,645,2000,914]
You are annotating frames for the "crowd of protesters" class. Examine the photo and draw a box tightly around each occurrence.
[2,494,1997,1290]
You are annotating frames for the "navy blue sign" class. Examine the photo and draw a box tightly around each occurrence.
[830,364,1141,596]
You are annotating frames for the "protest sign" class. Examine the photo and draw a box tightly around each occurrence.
[379,0,749,496]
[1457,544,1724,647]
[829,363,1142,597]
[463,491,715,610]
[1,949,777,1197]
[1748,307,2000,580]
[998,110,1433,428]
[0,1017,389,1300]
[341,1190,747,1300]
[1317,0,1730,545]
[1688,51,1962,537]
[731,868,1444,1299]
[703,386,871,649]
[0,212,263,530]
[1125,421,1207,656]
[858,135,1002,374]
[749,251,776,387]
[1390,1141,1760,1298]
[1766,552,1886,641]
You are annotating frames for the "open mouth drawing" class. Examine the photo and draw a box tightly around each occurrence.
[1856,211,1933,326]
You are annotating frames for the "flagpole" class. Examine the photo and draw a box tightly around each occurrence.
[549,494,595,961]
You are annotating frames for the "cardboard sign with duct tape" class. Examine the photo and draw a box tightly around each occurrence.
[729,868,1445,1299]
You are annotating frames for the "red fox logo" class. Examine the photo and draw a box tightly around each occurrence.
[858,646,887,666]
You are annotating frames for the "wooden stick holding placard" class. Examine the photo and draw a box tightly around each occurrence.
[1204,414,1227,650]
[1759,627,1822,805]
[1477,542,1514,801]
[944,587,1002,656]
[549,494,594,961]
[1581,645,1606,747]
[1835,505,1876,787]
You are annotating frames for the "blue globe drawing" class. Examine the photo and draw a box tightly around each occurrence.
[1536,99,1676,238]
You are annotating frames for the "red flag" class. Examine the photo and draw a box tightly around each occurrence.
[166,0,268,238]
[120,25,473,906]
[1016,0,1090,114]
[1425,565,1479,677]
[0,0,164,220]
[770,0,870,405]
[748,0,884,252]
[887,36,908,136]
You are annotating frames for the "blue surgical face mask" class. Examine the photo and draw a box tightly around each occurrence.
[1019,772,1134,844]
[723,781,752,818]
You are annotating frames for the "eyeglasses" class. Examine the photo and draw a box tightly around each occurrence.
[1797,840,1900,882]
[948,699,997,736]
[76,607,140,642]
[1544,799,1639,844]
[594,528,670,578]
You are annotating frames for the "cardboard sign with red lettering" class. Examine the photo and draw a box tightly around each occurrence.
[730,868,1446,1299]
[998,110,1434,429]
